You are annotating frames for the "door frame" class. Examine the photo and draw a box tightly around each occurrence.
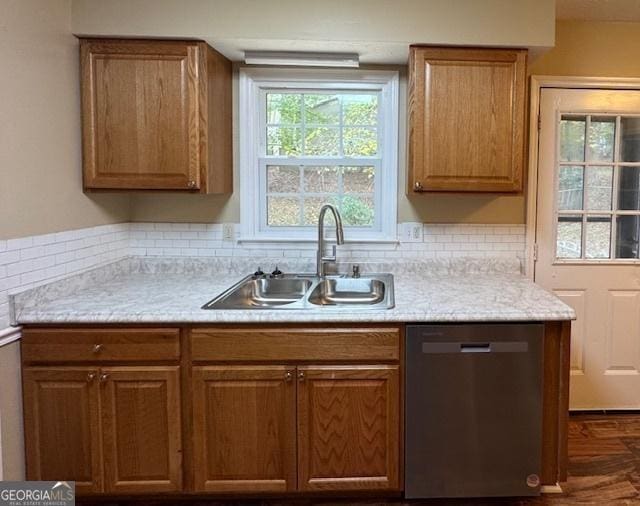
[526,76,640,279]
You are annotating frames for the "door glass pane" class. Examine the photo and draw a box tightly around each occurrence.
[621,117,640,162]
[617,166,640,210]
[588,116,615,162]
[616,215,640,258]
[560,116,586,162]
[585,216,611,259]
[585,166,613,210]
[558,166,584,210]
[557,215,582,259]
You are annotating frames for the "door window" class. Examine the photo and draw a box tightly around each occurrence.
[556,114,640,260]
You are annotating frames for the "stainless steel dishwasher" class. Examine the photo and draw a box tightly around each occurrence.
[405,323,543,498]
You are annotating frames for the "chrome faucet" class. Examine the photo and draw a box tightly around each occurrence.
[316,204,344,277]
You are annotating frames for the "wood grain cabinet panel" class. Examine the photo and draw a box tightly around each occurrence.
[101,367,182,493]
[80,38,232,193]
[191,366,297,493]
[21,328,180,363]
[22,367,102,494]
[408,46,526,193]
[297,365,400,491]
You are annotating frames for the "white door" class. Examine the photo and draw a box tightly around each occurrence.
[536,87,640,410]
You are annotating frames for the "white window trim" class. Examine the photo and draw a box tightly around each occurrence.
[238,66,399,243]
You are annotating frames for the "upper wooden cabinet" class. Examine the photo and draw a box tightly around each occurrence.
[80,39,232,193]
[408,46,527,193]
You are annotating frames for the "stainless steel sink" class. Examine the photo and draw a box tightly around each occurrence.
[202,273,394,310]
[308,277,386,306]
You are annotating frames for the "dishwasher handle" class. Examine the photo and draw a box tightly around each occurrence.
[421,341,528,354]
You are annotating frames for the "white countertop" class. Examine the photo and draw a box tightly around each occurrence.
[12,257,575,324]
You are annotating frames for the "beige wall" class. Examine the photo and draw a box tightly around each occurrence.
[0,0,129,241]
[530,20,640,77]
[0,340,25,480]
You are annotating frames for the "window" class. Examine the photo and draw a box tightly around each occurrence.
[239,68,399,242]
[556,114,640,260]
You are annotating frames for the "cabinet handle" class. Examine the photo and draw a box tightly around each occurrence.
[414,181,424,191]
[298,371,305,382]
[93,344,103,353]
[285,371,293,382]
[87,372,96,382]
[99,373,109,383]
[187,180,197,189]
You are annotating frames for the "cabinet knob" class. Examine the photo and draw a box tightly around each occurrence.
[99,373,109,383]
[87,372,96,382]
[414,181,424,191]
[285,371,293,382]
[187,180,197,189]
[93,344,103,354]
[298,371,305,382]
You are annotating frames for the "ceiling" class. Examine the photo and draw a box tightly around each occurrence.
[557,0,640,22]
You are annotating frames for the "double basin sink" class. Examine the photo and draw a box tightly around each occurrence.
[203,273,394,310]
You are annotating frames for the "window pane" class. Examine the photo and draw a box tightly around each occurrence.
[267,126,301,155]
[621,117,640,162]
[267,197,300,226]
[585,216,611,259]
[558,166,583,210]
[266,93,301,124]
[304,94,340,125]
[585,166,613,210]
[616,215,640,259]
[617,166,640,210]
[587,116,615,162]
[304,127,339,156]
[343,166,375,193]
[560,116,586,162]
[303,166,339,193]
[341,195,375,226]
[343,94,378,125]
[344,127,377,157]
[267,165,299,193]
[303,196,337,225]
[557,215,582,259]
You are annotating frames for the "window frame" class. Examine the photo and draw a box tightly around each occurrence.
[238,67,399,243]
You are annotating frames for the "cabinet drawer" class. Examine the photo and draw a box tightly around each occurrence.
[190,327,400,362]
[21,328,180,363]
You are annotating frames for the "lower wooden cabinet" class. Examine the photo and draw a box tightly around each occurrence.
[23,367,103,494]
[191,364,400,493]
[297,365,400,491]
[192,366,297,492]
[22,366,182,494]
[101,367,182,493]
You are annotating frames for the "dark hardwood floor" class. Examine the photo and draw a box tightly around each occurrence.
[81,414,640,506]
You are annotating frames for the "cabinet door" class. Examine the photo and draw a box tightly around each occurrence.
[22,367,102,494]
[409,46,526,192]
[192,366,296,492]
[81,39,201,190]
[100,366,182,493]
[297,365,400,491]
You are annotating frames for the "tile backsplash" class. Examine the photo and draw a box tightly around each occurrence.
[0,222,525,330]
